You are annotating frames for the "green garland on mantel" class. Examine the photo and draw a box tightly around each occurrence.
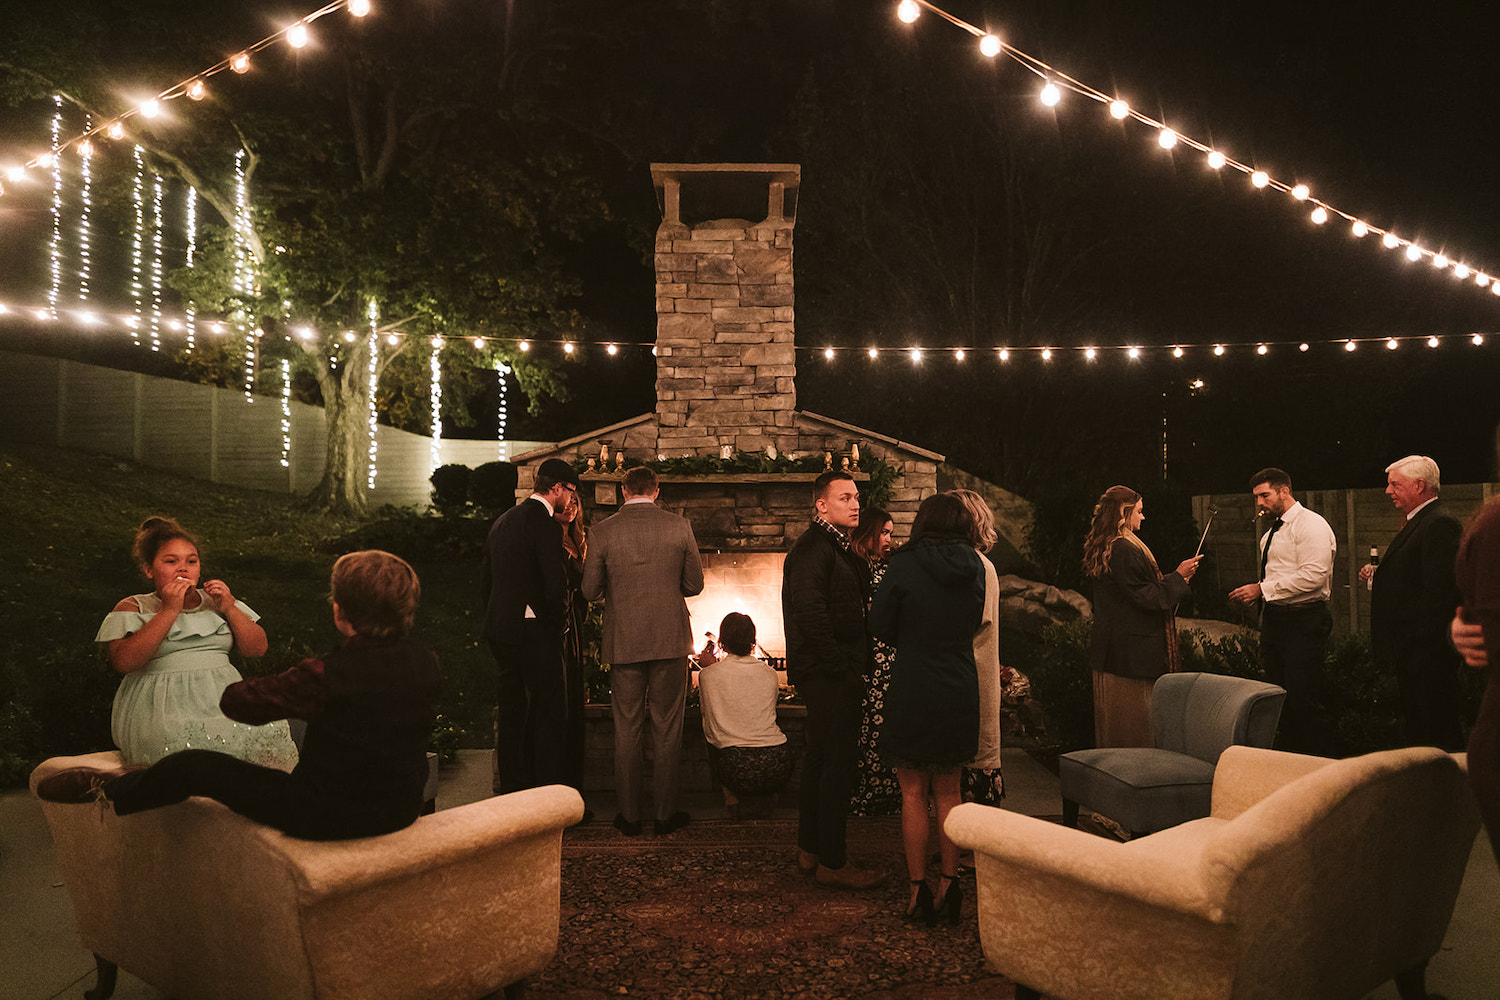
[572,451,898,510]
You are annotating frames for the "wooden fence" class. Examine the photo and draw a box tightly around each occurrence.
[1192,483,1496,637]
[0,351,543,509]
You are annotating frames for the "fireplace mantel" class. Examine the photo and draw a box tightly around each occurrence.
[580,472,868,485]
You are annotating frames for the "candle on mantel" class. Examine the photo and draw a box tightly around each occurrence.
[851,442,860,462]
[766,444,778,460]
[721,444,733,459]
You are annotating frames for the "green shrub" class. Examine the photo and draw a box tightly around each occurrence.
[470,461,518,513]
[429,464,472,511]
[1023,619,1096,752]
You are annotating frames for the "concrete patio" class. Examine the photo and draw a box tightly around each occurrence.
[3,747,1496,999]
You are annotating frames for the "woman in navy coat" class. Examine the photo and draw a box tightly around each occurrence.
[1083,485,1202,748]
[872,493,986,925]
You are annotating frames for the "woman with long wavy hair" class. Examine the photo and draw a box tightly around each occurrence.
[1082,486,1201,747]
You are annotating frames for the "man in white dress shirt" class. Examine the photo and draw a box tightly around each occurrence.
[1230,467,1337,753]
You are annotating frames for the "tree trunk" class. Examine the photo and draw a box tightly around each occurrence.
[306,339,375,517]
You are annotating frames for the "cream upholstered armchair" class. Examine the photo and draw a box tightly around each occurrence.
[32,751,583,1000]
[946,746,1479,1000]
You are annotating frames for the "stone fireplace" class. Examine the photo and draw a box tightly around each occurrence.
[513,163,944,657]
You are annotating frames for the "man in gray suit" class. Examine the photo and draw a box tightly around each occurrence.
[582,466,705,836]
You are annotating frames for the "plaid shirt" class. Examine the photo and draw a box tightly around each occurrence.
[812,513,852,551]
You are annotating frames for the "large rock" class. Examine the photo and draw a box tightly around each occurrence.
[995,574,1091,633]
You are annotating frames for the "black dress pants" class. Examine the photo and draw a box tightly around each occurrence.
[108,749,413,841]
[491,621,568,794]
[1261,603,1332,754]
[796,671,864,870]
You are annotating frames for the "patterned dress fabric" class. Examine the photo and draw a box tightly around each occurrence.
[850,560,902,815]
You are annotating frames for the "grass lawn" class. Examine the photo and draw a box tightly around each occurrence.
[0,441,498,785]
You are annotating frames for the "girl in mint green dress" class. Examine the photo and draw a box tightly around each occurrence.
[96,517,298,770]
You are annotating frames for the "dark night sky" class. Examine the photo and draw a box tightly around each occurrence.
[2,0,1499,492]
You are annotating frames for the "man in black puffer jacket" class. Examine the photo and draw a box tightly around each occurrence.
[782,470,883,890]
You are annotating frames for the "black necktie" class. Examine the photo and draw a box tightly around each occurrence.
[1258,516,1283,582]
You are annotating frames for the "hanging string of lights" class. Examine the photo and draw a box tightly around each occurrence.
[365,297,379,490]
[77,119,93,303]
[279,357,292,468]
[150,172,164,352]
[428,337,443,472]
[129,146,145,347]
[0,0,371,188]
[892,0,1500,304]
[46,97,63,319]
[184,187,197,352]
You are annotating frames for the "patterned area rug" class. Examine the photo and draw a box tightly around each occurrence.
[526,815,1022,1000]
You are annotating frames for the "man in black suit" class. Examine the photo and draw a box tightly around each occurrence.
[1360,455,1465,749]
[482,457,580,793]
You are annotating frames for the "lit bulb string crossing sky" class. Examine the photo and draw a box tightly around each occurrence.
[0,298,1490,361]
[0,0,370,192]
[892,0,1500,302]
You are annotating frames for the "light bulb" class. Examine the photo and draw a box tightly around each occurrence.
[1291,184,1310,200]
[909,348,922,362]
[296,326,315,340]
[1257,344,1268,355]
[385,333,399,346]
[343,331,356,343]
[1172,346,1184,358]
[607,343,618,355]
[35,153,54,168]
[1109,99,1129,119]
[231,53,251,73]
[107,122,126,140]
[1158,128,1178,149]
[139,99,161,119]
[77,140,93,157]
[1345,340,1357,352]
[955,348,965,361]
[287,23,310,48]
[1477,274,1491,288]
[1299,342,1309,352]
[563,341,574,354]
[1040,82,1061,107]
[1405,245,1422,261]
[431,336,442,348]
[1251,171,1269,188]
[473,337,485,349]
[1428,336,1440,348]
[1126,346,1140,359]
[187,80,207,101]
[1383,233,1400,249]
[998,348,1010,361]
[1207,150,1226,169]
[1084,347,1096,360]
[1311,207,1328,225]
[1213,344,1224,356]
[1433,254,1449,269]
[979,34,1001,57]
[1386,338,1399,350]
[1040,348,1052,361]
[4,166,23,182]
[519,340,531,351]
[1454,264,1471,279]
[1474,333,1487,344]
[868,347,878,359]
[349,0,372,15]
[824,347,834,359]
[1352,221,1368,237]
[897,0,921,23]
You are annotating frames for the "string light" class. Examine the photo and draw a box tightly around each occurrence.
[286,23,310,48]
[910,347,923,362]
[138,99,161,119]
[473,337,484,350]
[129,146,145,346]
[1213,344,1225,356]
[349,0,372,16]
[366,298,379,489]
[1256,344,1268,355]
[77,119,92,303]
[868,347,878,359]
[955,348,965,360]
[1382,233,1400,249]
[1040,348,1052,360]
[1474,334,1486,345]
[1127,346,1141,359]
[47,96,62,319]
[895,0,1500,311]
[184,187,197,352]
[186,79,207,101]
[979,34,1001,58]
[1428,336,1440,348]
[280,358,291,468]
[1299,342,1310,351]
[1345,339,1358,351]
[429,336,443,473]
[519,340,530,352]
[231,53,251,74]
[149,172,164,351]
[563,341,575,354]
[1405,245,1422,262]
[496,362,512,460]
[1172,346,1184,358]
[824,347,834,359]
[1084,347,1097,360]
[1386,338,1399,350]
[997,348,1010,361]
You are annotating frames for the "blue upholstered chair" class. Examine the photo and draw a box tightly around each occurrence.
[1059,672,1285,838]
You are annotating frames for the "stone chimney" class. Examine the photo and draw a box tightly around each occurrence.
[651,163,800,457]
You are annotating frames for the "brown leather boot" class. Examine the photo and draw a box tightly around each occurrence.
[34,765,141,804]
[815,862,886,890]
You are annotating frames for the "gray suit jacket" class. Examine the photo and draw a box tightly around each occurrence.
[581,501,705,664]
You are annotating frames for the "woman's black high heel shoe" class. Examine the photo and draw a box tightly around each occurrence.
[934,874,962,925]
[905,879,935,925]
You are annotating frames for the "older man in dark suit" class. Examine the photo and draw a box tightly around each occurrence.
[582,466,704,836]
[482,457,580,795]
[1360,455,1465,749]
